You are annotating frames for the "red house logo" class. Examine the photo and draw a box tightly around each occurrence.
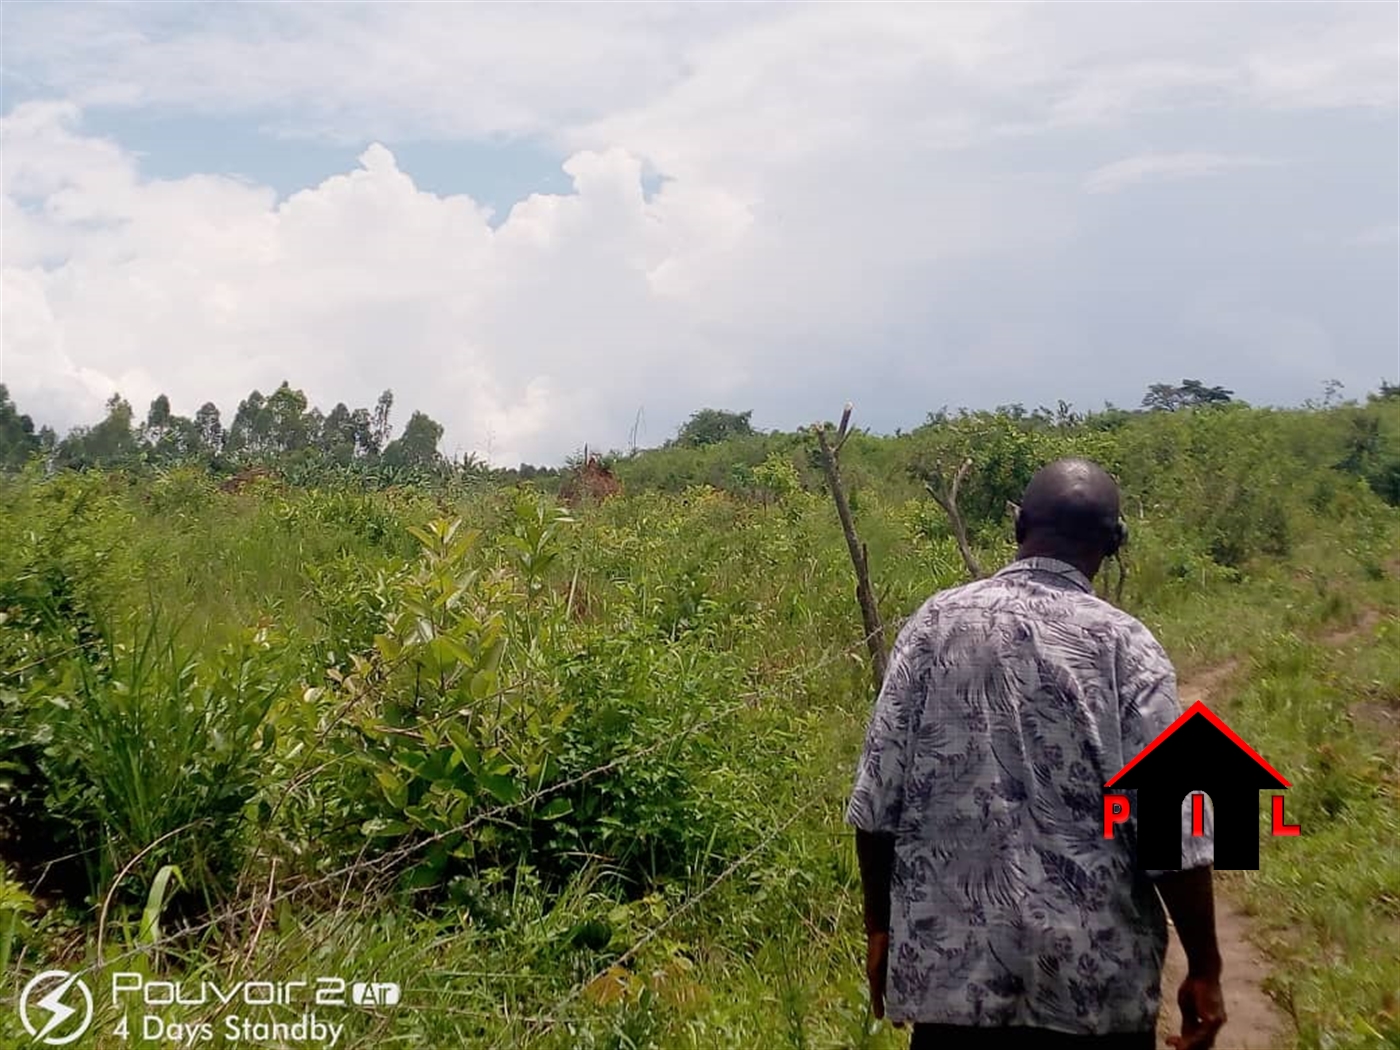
[1103,702,1299,870]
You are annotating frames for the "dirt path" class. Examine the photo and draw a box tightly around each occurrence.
[1157,608,1383,1048]
[1156,890,1287,1049]
[1153,667,1289,1050]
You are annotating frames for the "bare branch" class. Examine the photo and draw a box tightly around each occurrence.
[834,402,855,451]
[925,461,983,581]
[950,457,973,504]
[813,405,887,689]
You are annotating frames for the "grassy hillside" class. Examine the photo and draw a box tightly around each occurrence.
[2,397,1398,1048]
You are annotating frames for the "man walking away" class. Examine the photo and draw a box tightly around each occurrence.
[848,458,1225,1049]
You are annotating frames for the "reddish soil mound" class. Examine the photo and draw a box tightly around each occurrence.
[559,455,621,507]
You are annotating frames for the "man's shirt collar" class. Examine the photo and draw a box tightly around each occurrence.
[994,556,1095,595]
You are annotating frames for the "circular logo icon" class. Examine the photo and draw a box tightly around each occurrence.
[19,970,94,1046]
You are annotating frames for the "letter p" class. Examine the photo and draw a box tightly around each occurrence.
[1103,794,1130,839]
[112,972,142,1004]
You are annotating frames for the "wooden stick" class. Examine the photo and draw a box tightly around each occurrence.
[812,408,887,689]
[926,456,983,579]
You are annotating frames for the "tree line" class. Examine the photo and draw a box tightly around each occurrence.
[2,376,1397,484]
[0,382,457,480]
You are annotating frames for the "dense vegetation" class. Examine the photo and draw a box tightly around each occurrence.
[1,380,1398,1048]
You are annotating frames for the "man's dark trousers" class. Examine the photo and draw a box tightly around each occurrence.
[910,1023,1155,1049]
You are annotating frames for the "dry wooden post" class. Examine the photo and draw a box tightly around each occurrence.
[812,404,887,690]
[926,457,983,579]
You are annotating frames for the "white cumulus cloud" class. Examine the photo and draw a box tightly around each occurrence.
[1,104,751,464]
[1,2,1396,460]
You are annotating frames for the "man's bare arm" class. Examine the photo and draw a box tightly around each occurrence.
[855,829,895,934]
[856,829,896,1020]
[1154,865,1221,978]
[1156,865,1226,1049]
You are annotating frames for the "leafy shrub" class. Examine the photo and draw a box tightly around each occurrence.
[543,625,761,891]
[144,467,219,519]
[289,506,580,904]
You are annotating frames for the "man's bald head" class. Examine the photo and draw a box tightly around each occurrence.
[1014,458,1123,576]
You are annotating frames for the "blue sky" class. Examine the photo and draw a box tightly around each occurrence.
[64,110,580,220]
[2,1,1396,464]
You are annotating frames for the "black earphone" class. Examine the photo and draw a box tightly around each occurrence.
[1104,516,1128,557]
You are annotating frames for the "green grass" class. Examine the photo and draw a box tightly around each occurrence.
[3,400,1400,1048]
[1223,612,1400,1050]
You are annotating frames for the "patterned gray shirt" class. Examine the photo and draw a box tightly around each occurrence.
[847,557,1214,1034]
